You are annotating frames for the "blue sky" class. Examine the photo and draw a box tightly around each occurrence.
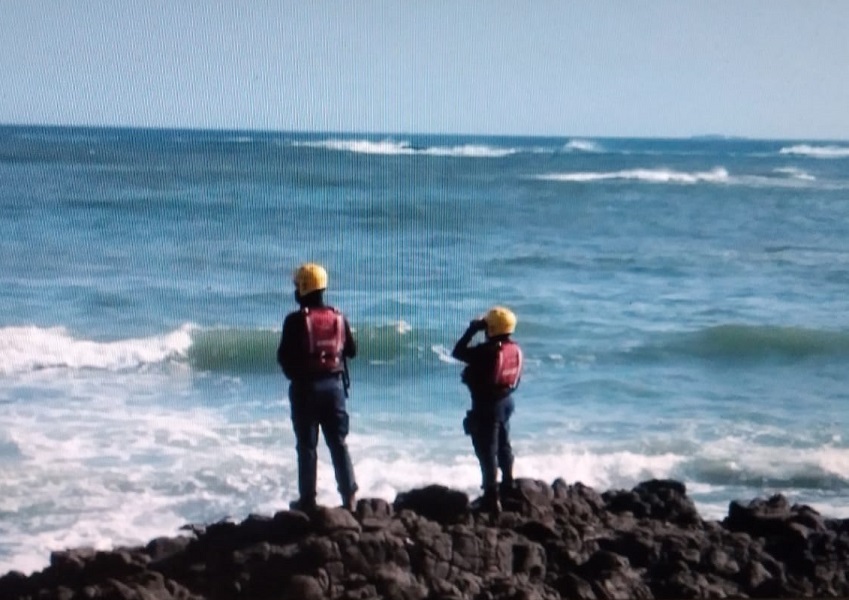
[2,1,848,139]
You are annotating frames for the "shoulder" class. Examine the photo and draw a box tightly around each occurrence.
[469,340,498,360]
[324,305,350,322]
[283,310,305,328]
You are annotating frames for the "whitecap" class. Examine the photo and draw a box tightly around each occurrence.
[779,144,849,159]
[536,167,729,184]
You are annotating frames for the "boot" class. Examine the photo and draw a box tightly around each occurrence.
[471,486,501,514]
[499,460,514,494]
[499,477,515,499]
[341,492,357,512]
[289,497,317,513]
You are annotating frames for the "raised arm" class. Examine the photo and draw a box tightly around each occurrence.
[452,319,486,363]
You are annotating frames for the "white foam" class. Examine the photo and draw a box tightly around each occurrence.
[696,435,849,481]
[6,382,849,575]
[0,382,298,574]
[0,325,195,375]
[779,144,849,159]
[562,139,601,153]
[431,344,461,364]
[513,444,684,490]
[537,167,729,184]
[293,139,516,158]
[774,167,816,181]
[423,144,516,158]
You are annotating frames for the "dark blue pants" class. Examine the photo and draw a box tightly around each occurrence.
[290,376,357,502]
[468,396,515,490]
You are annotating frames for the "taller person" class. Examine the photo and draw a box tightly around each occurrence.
[277,263,358,512]
[452,306,523,514]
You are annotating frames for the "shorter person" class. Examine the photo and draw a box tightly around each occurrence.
[277,263,358,512]
[452,306,523,513]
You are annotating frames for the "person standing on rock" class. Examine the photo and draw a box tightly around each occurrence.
[277,262,358,512]
[452,306,523,513]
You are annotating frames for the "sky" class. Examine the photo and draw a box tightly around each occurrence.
[1,1,848,139]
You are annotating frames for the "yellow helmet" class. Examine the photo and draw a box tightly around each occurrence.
[484,306,517,337]
[293,263,328,296]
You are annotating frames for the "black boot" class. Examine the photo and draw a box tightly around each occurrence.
[289,497,317,513]
[341,491,357,512]
[471,486,501,514]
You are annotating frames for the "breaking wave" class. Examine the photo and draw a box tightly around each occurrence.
[779,144,849,159]
[561,139,602,153]
[773,167,816,181]
[293,138,517,158]
[536,167,730,184]
[0,323,446,376]
[0,325,194,375]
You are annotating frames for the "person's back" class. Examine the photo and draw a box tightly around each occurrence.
[452,306,523,513]
[277,263,358,512]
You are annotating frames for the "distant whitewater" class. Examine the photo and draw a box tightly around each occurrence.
[293,138,518,158]
[2,126,849,575]
[779,144,849,159]
[537,167,730,184]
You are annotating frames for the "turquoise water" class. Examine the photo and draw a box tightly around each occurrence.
[2,127,849,573]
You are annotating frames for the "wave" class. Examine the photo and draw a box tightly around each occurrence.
[520,443,849,499]
[773,166,816,181]
[0,325,194,375]
[637,324,849,362]
[779,144,849,159]
[561,139,602,153]
[292,138,517,158]
[536,167,730,184]
[0,323,445,376]
[9,322,847,375]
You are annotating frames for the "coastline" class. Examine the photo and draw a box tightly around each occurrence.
[2,478,847,600]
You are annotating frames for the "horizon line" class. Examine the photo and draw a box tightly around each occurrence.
[1,122,848,144]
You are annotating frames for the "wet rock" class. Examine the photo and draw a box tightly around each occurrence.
[394,485,469,524]
[5,479,849,599]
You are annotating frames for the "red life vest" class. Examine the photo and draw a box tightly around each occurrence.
[302,307,345,374]
[493,340,522,390]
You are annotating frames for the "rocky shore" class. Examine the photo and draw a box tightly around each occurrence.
[3,478,849,599]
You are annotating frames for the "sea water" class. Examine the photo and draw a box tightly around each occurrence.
[2,126,849,573]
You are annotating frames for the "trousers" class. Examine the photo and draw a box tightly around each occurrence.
[466,395,515,490]
[289,375,357,501]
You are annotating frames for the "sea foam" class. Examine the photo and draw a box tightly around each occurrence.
[536,167,730,184]
[294,138,516,158]
[779,144,849,159]
[562,139,602,153]
[0,325,194,375]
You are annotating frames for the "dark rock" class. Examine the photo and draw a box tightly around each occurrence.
[552,480,606,522]
[284,574,326,600]
[393,485,469,524]
[8,479,849,600]
[504,479,557,522]
[145,536,192,563]
[314,506,363,534]
[514,520,560,545]
[0,571,28,599]
[358,497,393,521]
[604,479,701,527]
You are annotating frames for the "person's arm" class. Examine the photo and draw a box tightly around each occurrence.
[343,316,356,359]
[452,319,486,363]
[277,313,299,379]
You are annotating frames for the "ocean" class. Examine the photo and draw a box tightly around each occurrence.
[2,126,849,574]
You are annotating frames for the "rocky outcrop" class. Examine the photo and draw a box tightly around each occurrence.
[3,478,849,599]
